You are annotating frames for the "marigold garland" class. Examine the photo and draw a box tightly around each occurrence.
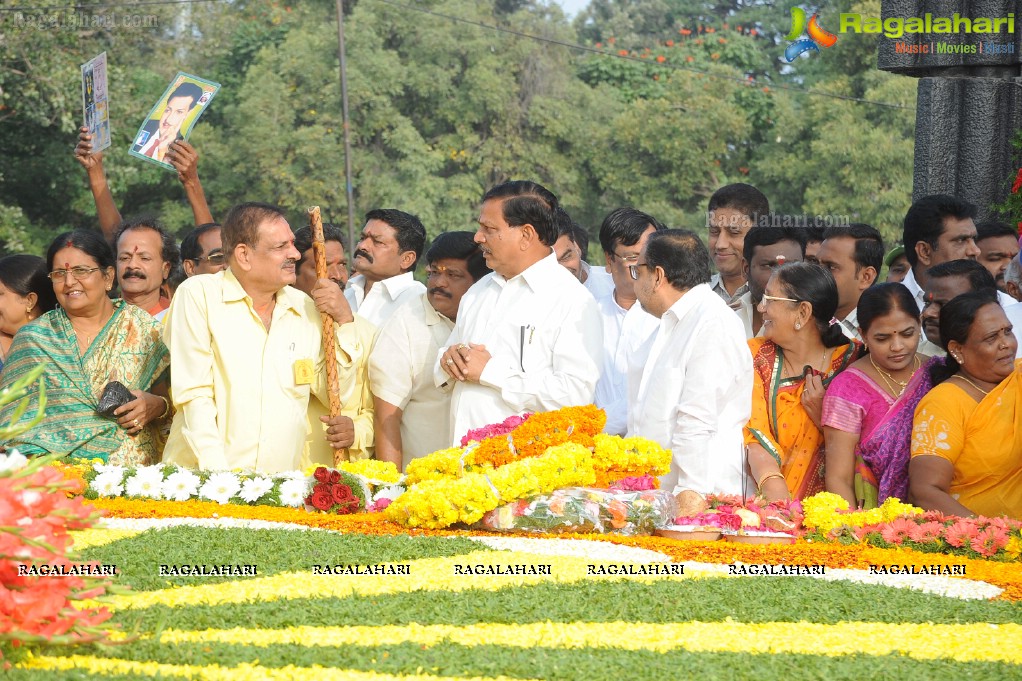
[466,405,605,468]
[386,443,597,529]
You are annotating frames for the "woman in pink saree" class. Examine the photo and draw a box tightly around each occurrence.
[822,284,934,508]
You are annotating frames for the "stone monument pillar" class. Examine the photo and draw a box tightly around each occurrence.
[877,0,1022,219]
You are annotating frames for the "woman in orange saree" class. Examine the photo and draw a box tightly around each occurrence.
[745,264,862,501]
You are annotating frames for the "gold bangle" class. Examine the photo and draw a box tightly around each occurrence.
[158,396,171,420]
[757,472,785,489]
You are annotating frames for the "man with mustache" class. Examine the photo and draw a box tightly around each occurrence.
[437,180,603,444]
[370,231,491,469]
[112,217,180,316]
[918,259,999,358]
[344,209,426,328]
[163,202,365,472]
[292,223,376,465]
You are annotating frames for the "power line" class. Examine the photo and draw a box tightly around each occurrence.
[0,0,219,12]
[369,0,914,111]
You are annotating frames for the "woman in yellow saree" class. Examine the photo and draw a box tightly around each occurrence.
[745,263,862,501]
[910,290,1022,519]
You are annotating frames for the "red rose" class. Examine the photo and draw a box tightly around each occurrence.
[331,483,353,504]
[335,497,359,514]
[313,467,330,483]
[311,489,333,511]
[313,482,331,496]
[1012,167,1022,194]
[328,470,341,484]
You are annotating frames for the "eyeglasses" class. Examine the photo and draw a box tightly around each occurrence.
[193,252,226,266]
[612,251,640,264]
[761,294,800,304]
[48,266,102,282]
[628,263,653,280]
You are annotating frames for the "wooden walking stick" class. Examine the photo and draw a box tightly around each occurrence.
[308,206,347,465]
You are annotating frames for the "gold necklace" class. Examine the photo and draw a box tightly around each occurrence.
[869,354,919,397]
[782,348,828,379]
[952,373,991,396]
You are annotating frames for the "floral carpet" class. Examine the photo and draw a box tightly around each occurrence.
[7,499,1022,680]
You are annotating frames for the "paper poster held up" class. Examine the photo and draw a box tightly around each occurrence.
[129,72,220,170]
[81,52,111,153]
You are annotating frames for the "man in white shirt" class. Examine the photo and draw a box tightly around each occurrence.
[163,202,362,472]
[551,209,614,300]
[815,224,883,343]
[707,183,770,305]
[628,229,753,496]
[345,209,426,328]
[733,226,805,339]
[901,195,981,312]
[371,232,491,469]
[437,181,603,444]
[592,207,663,435]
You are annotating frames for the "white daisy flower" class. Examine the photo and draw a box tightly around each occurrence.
[277,470,308,483]
[198,471,242,504]
[124,466,165,500]
[93,464,126,477]
[162,469,201,502]
[91,471,125,497]
[239,476,274,503]
[278,478,309,507]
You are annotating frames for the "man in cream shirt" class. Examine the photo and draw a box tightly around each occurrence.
[628,229,753,495]
[437,181,603,444]
[163,202,366,473]
[371,231,491,469]
[345,209,426,328]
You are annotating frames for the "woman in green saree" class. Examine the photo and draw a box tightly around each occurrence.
[0,230,171,464]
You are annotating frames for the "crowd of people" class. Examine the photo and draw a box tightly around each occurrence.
[1,132,1021,521]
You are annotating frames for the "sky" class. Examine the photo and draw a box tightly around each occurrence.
[552,0,590,18]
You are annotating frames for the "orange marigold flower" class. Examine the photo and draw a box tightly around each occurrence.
[618,49,628,56]
[718,38,727,44]
[680,28,691,35]
[595,42,603,48]
[656,55,666,63]
[685,56,695,62]
[711,53,720,60]
[665,39,674,46]
[694,39,703,45]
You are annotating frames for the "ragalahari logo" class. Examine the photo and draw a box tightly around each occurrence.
[785,7,838,62]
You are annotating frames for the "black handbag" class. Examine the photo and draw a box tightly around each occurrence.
[97,381,134,417]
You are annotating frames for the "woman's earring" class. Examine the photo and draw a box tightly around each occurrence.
[794,322,801,330]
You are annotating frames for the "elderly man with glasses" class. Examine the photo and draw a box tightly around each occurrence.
[627,229,753,496]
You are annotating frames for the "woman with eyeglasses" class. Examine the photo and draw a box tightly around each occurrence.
[0,230,170,464]
[821,283,931,509]
[0,254,58,372]
[745,263,863,502]
[910,290,1022,519]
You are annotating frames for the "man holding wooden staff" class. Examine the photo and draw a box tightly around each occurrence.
[163,202,364,473]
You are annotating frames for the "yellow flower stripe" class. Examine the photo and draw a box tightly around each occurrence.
[97,552,709,611]
[802,492,923,534]
[17,654,540,681]
[332,459,402,484]
[69,528,141,551]
[152,622,1022,663]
